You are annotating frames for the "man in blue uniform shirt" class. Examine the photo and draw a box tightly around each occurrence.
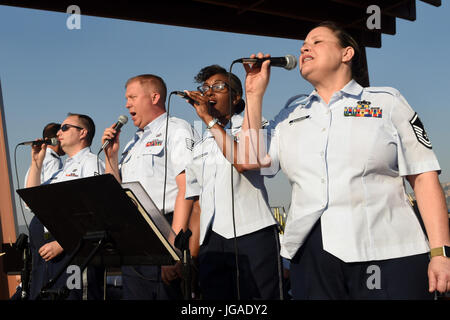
[26,113,105,299]
[102,74,198,300]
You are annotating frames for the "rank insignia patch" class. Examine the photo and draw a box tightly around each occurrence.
[185,138,195,151]
[409,113,432,149]
[344,100,382,118]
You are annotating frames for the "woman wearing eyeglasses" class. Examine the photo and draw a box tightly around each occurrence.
[183,65,282,300]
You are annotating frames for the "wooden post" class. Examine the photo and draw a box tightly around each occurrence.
[0,79,19,299]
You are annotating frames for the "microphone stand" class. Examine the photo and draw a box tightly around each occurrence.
[15,234,32,300]
[174,229,192,300]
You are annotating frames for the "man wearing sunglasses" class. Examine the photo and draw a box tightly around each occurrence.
[11,123,65,300]
[101,74,199,300]
[27,113,103,186]
[25,112,105,300]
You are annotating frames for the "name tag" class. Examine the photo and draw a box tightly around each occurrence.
[289,115,310,124]
[193,152,208,160]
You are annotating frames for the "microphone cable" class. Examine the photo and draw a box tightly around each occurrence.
[228,61,241,300]
[227,59,291,300]
[128,95,175,283]
[96,148,103,177]
[162,93,174,216]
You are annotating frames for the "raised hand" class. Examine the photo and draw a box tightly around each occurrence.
[101,123,121,159]
[30,140,47,170]
[243,52,272,98]
[184,90,214,124]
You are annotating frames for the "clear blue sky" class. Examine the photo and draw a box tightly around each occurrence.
[1,2,449,228]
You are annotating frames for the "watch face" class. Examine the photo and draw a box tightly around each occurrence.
[445,246,450,257]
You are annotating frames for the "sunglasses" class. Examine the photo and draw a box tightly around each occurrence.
[60,124,84,132]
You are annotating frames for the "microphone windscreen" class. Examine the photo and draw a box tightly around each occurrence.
[118,115,128,125]
[284,54,297,70]
[49,137,58,146]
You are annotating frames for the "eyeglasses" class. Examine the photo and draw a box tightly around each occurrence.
[197,81,235,94]
[60,124,84,132]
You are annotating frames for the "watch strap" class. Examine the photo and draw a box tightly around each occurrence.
[430,246,449,258]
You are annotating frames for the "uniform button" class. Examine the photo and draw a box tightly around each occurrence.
[322,128,326,132]
[321,178,325,183]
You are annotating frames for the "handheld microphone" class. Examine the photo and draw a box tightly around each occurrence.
[101,115,128,150]
[234,54,297,70]
[19,137,58,146]
[172,91,198,105]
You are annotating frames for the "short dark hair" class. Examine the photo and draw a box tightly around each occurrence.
[42,122,61,139]
[125,74,167,104]
[194,65,245,114]
[67,113,96,146]
[316,21,367,86]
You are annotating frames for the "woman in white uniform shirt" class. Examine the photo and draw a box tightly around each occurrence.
[184,65,282,300]
[241,21,449,299]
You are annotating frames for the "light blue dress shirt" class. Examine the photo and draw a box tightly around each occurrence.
[44,147,104,184]
[185,114,276,245]
[267,80,440,262]
[119,113,198,213]
[24,148,63,186]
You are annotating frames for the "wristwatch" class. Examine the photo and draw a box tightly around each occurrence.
[430,246,450,258]
[206,118,219,130]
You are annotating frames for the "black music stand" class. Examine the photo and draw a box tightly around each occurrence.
[16,174,182,299]
[1,242,23,276]
[1,234,32,300]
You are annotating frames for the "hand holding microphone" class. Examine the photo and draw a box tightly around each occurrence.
[100,115,128,156]
[241,52,274,98]
[172,91,199,105]
[29,139,52,171]
[19,137,58,147]
[234,54,297,70]
[173,90,213,124]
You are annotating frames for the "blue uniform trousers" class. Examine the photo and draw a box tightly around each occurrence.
[198,225,282,300]
[290,220,434,300]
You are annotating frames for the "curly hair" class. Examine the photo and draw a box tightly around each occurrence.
[194,65,245,114]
